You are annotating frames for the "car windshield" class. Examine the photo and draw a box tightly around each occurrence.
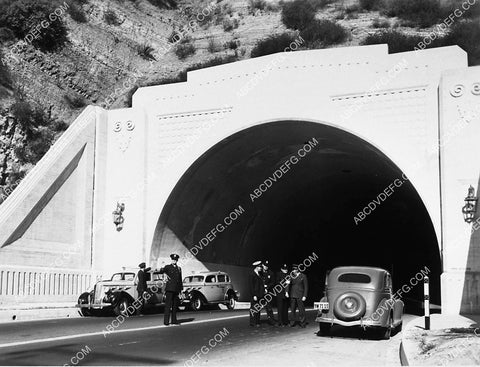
[338,273,371,283]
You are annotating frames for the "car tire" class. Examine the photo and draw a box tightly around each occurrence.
[191,295,203,311]
[318,323,331,336]
[80,308,92,317]
[380,315,393,340]
[114,297,133,317]
[333,292,366,321]
[226,294,236,310]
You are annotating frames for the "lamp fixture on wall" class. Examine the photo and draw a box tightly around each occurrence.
[462,186,477,223]
[112,202,125,231]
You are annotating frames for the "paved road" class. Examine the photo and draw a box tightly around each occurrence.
[0,309,415,366]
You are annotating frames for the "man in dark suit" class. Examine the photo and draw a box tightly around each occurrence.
[286,264,308,327]
[249,261,265,327]
[159,253,183,325]
[276,264,290,326]
[261,260,276,325]
[136,262,148,313]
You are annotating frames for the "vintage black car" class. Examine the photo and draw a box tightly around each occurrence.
[77,270,169,316]
[315,266,404,339]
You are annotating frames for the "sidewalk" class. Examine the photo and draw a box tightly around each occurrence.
[401,314,480,365]
[0,302,81,323]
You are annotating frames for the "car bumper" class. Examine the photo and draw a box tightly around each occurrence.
[315,315,386,328]
[76,303,112,309]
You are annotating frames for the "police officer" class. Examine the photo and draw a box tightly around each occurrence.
[249,261,264,327]
[286,264,308,328]
[261,260,276,325]
[136,262,148,313]
[159,254,183,326]
[276,264,290,326]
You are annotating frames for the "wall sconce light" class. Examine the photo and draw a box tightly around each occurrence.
[462,186,477,223]
[112,202,125,231]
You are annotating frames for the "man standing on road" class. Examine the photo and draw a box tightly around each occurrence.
[136,262,149,313]
[286,264,308,328]
[159,254,183,326]
[249,261,265,327]
[261,260,276,325]
[276,264,290,326]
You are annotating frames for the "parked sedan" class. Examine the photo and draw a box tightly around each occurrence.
[182,271,238,311]
[314,266,403,339]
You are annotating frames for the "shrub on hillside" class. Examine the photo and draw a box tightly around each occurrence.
[250,32,299,58]
[223,18,239,32]
[441,20,480,66]
[207,37,221,53]
[359,0,383,10]
[0,27,15,43]
[174,38,196,59]
[137,43,156,60]
[361,29,425,53]
[281,0,316,30]
[104,9,121,25]
[301,19,348,46]
[382,0,445,28]
[248,0,266,14]
[1,0,68,51]
[68,2,87,23]
[64,94,86,109]
[371,18,390,28]
[0,51,12,91]
[146,0,177,9]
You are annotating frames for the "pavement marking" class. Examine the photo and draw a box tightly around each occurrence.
[0,308,317,349]
[0,313,250,349]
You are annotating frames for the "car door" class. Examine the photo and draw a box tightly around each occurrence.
[216,274,228,300]
[204,274,220,301]
[148,272,165,304]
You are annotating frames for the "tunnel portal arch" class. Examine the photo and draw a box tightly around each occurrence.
[151,119,441,305]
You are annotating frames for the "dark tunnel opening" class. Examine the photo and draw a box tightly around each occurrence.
[152,120,442,313]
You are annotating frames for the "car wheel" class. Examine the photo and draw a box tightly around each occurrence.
[80,308,92,317]
[318,323,331,336]
[226,294,236,310]
[114,297,133,317]
[191,295,203,311]
[380,315,393,340]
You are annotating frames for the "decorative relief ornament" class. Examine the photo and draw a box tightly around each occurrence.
[450,84,465,98]
[472,82,480,96]
[113,120,135,152]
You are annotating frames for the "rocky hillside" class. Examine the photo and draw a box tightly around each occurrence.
[0,0,478,200]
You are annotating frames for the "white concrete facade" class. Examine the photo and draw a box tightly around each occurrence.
[0,45,479,314]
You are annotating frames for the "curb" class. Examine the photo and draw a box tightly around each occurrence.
[399,341,409,366]
[0,307,81,323]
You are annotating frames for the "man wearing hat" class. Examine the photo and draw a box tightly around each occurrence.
[261,260,276,325]
[286,263,308,327]
[136,262,149,313]
[159,254,183,325]
[249,261,265,327]
[276,264,290,326]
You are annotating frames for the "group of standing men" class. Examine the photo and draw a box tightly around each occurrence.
[249,260,308,328]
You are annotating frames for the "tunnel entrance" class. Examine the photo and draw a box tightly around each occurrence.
[152,120,441,311]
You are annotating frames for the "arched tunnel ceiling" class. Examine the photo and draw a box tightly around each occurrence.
[154,120,441,303]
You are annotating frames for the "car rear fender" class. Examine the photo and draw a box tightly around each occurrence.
[370,297,394,325]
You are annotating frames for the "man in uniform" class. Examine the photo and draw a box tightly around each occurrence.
[286,263,308,327]
[276,264,290,326]
[261,260,276,325]
[249,260,264,327]
[159,253,183,325]
[136,262,148,313]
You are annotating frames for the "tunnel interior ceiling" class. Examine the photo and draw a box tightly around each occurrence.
[154,121,441,302]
